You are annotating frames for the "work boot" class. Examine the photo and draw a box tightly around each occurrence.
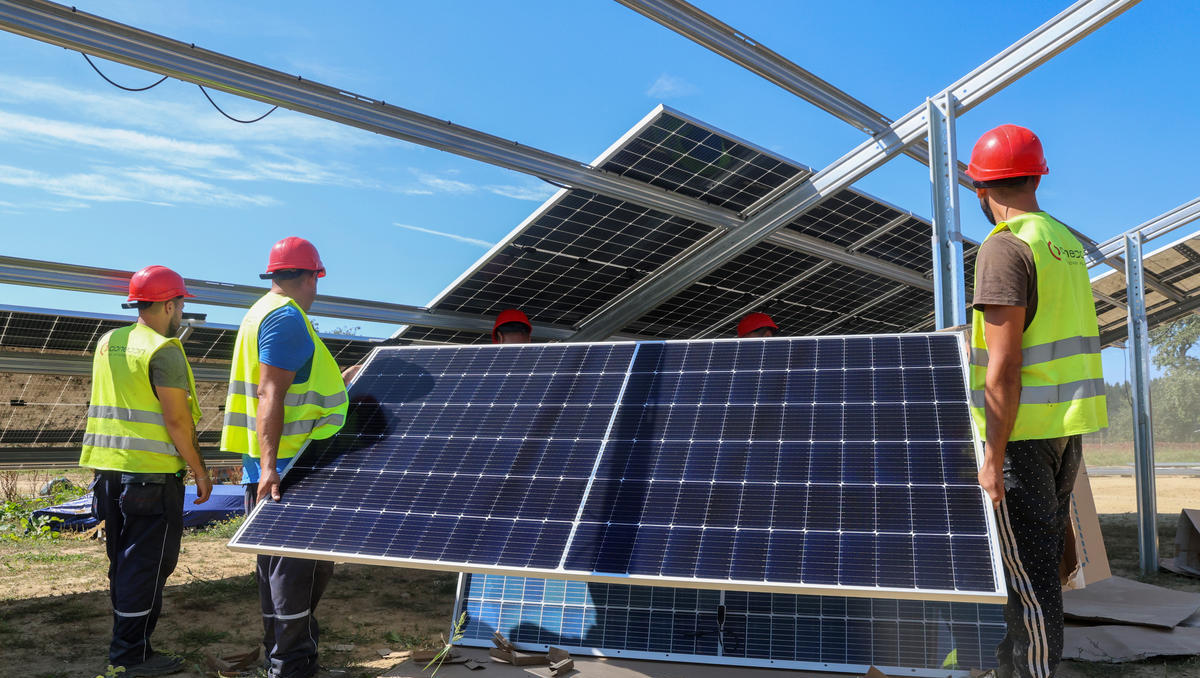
[118,652,185,676]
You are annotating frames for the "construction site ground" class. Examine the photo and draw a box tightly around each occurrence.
[2,472,1200,677]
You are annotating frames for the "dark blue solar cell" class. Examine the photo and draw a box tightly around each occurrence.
[682,442,719,480]
[660,529,702,577]
[681,342,714,371]
[813,370,845,402]
[952,536,997,592]
[812,403,844,440]
[943,442,981,485]
[947,486,988,534]
[801,531,839,585]
[913,535,954,590]
[695,529,735,579]
[806,485,842,531]
[842,486,876,532]
[737,483,774,529]
[840,533,877,587]
[703,484,742,528]
[912,486,950,535]
[744,441,779,482]
[714,441,751,480]
[776,442,811,483]
[730,529,769,581]
[765,531,804,582]
[771,484,808,530]
[780,404,815,439]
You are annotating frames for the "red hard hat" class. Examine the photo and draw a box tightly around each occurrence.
[965,124,1049,184]
[492,309,532,343]
[737,312,778,338]
[261,236,326,279]
[126,265,194,304]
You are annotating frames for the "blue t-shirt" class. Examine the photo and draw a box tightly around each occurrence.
[241,304,316,484]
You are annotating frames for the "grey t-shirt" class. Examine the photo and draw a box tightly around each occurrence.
[971,229,1038,330]
[148,343,189,397]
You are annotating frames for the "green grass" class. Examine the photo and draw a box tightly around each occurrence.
[188,515,244,539]
[174,626,229,648]
[172,571,257,610]
[4,551,89,564]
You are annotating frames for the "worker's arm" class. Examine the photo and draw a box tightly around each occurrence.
[341,363,362,385]
[979,304,1025,508]
[158,386,212,504]
[256,362,297,502]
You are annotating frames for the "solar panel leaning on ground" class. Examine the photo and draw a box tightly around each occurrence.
[230,334,1004,607]
[396,106,978,345]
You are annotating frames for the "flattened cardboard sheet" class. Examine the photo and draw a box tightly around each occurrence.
[1064,624,1200,662]
[1063,575,1200,628]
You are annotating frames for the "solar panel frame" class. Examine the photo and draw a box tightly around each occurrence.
[229,333,1006,604]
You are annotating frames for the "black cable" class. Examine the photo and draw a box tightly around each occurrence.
[82,53,167,91]
[198,84,278,124]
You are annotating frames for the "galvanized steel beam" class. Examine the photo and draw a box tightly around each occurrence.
[0,350,229,381]
[574,0,1139,340]
[0,0,742,230]
[614,0,979,190]
[0,254,578,338]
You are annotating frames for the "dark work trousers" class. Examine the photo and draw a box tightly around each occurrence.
[244,485,335,678]
[993,435,1081,678]
[91,470,184,667]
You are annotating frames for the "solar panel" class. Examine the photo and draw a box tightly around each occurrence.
[230,333,1004,603]
[1091,229,1200,346]
[456,574,1004,675]
[396,106,982,344]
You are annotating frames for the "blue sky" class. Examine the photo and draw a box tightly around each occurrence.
[1,1,1195,381]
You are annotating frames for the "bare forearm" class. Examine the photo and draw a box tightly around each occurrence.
[256,390,285,471]
[164,415,206,475]
[983,360,1022,464]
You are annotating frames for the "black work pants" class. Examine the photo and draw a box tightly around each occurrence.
[993,435,1081,678]
[91,470,184,667]
[244,486,335,678]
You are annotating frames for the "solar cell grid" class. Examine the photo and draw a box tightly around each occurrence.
[231,334,1003,603]
[458,574,1005,674]
[601,113,804,213]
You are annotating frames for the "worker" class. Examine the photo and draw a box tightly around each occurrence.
[221,237,353,678]
[82,265,211,677]
[966,124,1106,678]
[492,308,533,344]
[736,311,778,338]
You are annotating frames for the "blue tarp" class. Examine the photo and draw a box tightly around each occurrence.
[32,484,245,531]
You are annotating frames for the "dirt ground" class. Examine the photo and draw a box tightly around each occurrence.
[3,477,1200,678]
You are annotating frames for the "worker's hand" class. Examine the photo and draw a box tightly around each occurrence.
[978,460,1005,509]
[192,469,212,504]
[257,469,282,503]
[341,363,363,386]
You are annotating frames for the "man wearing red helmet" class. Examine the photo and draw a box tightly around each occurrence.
[736,312,778,339]
[492,308,532,344]
[966,125,1106,678]
[82,265,212,676]
[222,237,353,678]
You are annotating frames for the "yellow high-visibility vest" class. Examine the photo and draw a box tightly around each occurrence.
[969,212,1107,440]
[80,323,201,473]
[220,292,347,459]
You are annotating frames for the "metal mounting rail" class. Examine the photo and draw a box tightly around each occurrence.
[0,254,578,338]
[572,0,1139,340]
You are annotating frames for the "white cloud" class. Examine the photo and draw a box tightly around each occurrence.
[394,222,492,248]
[646,73,699,99]
[0,110,240,167]
[417,173,477,194]
[486,184,557,201]
[0,163,276,207]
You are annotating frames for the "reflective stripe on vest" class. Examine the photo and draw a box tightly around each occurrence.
[220,292,349,459]
[227,380,348,409]
[969,212,1107,441]
[80,323,201,473]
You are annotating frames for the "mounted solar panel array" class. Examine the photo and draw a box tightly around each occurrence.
[0,304,380,466]
[456,574,1004,675]
[1090,229,1200,346]
[396,106,979,344]
[230,334,1003,604]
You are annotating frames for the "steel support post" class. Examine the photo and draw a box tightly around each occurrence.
[926,95,966,328]
[1124,232,1158,575]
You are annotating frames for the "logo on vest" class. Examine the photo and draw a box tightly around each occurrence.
[1047,240,1063,261]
